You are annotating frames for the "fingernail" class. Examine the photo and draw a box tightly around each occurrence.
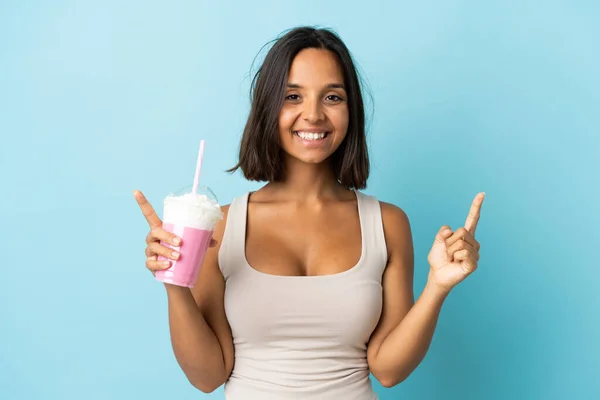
[162,261,170,267]
[171,251,180,259]
[172,237,181,245]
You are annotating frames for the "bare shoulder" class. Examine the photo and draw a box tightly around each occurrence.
[379,201,410,226]
[378,201,412,260]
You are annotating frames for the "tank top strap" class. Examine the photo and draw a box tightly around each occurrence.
[355,190,388,269]
[218,191,250,280]
[219,191,388,279]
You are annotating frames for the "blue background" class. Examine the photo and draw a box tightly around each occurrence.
[1,1,598,399]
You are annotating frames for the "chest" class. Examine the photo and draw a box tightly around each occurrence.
[224,276,383,348]
[244,201,362,276]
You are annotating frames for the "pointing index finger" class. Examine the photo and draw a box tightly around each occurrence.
[133,190,162,228]
[464,192,485,236]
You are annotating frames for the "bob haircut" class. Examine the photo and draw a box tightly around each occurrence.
[228,26,369,190]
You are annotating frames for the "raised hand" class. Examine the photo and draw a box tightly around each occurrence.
[133,190,183,275]
[427,193,485,293]
[133,190,218,277]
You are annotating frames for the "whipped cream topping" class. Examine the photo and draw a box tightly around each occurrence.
[163,193,223,230]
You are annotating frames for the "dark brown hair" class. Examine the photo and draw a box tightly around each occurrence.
[228,26,370,189]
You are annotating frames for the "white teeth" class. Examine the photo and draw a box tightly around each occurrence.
[295,131,327,140]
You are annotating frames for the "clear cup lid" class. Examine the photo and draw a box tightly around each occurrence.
[168,184,219,204]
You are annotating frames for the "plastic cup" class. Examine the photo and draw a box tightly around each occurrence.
[155,185,223,288]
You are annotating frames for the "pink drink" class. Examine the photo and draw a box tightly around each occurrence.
[155,224,214,287]
[155,188,223,288]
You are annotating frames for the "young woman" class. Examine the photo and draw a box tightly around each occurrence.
[134,26,484,400]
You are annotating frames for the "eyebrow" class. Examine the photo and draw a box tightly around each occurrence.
[287,83,346,89]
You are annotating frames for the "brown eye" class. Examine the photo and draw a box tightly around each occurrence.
[285,94,300,101]
[326,95,343,102]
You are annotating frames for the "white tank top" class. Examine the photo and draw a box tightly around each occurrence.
[218,190,388,399]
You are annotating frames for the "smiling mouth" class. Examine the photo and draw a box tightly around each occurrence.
[292,131,330,141]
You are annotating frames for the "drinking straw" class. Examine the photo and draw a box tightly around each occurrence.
[192,139,205,195]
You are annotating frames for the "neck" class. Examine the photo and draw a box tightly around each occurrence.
[264,156,348,202]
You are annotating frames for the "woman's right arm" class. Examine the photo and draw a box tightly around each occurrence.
[166,204,234,393]
[134,191,234,393]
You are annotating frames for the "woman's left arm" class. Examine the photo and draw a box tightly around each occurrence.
[367,193,485,388]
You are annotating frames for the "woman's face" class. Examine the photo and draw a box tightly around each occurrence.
[278,48,349,165]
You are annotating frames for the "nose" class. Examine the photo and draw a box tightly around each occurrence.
[302,96,325,123]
